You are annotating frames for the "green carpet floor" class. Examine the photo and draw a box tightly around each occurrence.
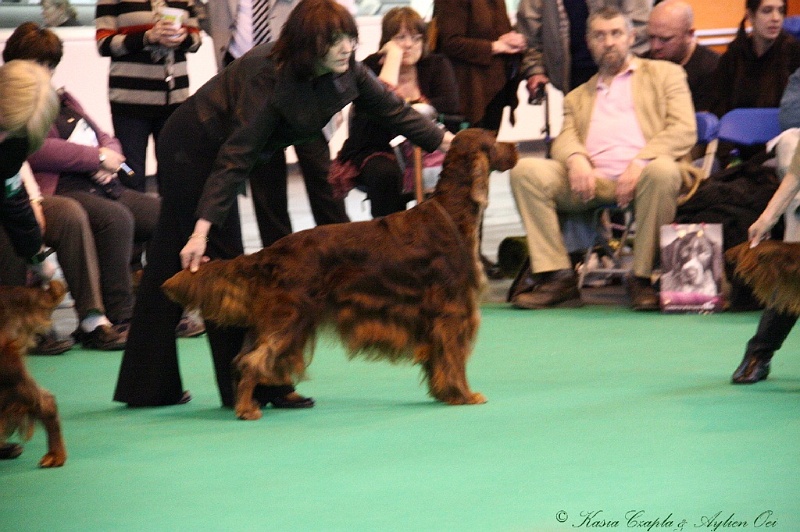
[2,305,799,531]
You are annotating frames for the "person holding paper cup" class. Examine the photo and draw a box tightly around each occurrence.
[95,0,202,193]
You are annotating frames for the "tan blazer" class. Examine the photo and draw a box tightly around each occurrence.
[550,58,699,199]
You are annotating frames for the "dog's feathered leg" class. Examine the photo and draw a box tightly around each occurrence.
[421,315,486,405]
[232,344,269,420]
[36,389,66,467]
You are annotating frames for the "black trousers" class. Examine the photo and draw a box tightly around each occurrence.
[58,188,159,323]
[744,307,798,360]
[111,113,169,192]
[113,101,294,407]
[249,136,349,247]
[358,154,409,218]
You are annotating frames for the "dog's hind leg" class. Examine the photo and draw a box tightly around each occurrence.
[420,315,486,405]
[36,389,66,467]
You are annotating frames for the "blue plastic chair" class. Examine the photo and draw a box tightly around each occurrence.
[717,108,781,146]
[695,111,720,178]
[784,15,800,40]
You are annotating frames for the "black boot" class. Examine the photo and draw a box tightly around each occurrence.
[732,308,798,384]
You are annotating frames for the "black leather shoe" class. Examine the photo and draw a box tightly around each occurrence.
[73,324,127,351]
[627,276,660,311]
[30,329,74,356]
[126,390,192,408]
[507,260,539,302]
[511,269,582,309]
[267,393,315,409]
[731,353,771,384]
[0,443,23,460]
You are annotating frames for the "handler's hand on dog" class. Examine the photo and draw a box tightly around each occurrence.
[180,237,209,272]
[439,131,454,152]
[748,217,774,248]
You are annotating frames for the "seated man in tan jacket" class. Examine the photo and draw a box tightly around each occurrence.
[509,6,697,311]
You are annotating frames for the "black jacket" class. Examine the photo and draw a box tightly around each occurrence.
[186,44,446,227]
[1,137,42,261]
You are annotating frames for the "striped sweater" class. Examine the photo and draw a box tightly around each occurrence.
[95,0,201,118]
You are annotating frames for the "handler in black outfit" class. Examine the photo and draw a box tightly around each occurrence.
[114,0,453,408]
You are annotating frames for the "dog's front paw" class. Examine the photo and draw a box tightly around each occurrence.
[235,402,263,421]
[467,392,487,404]
[39,450,66,468]
[441,391,487,405]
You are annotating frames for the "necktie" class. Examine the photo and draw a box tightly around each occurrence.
[251,0,273,46]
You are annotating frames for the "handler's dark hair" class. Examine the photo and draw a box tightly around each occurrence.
[271,0,358,80]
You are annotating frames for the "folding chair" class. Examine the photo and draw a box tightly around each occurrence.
[695,111,719,178]
[575,206,634,288]
[576,112,722,288]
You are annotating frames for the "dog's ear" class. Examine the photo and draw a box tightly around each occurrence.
[470,162,490,206]
[470,129,518,172]
[489,142,518,172]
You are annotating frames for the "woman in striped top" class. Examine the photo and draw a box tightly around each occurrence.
[95,0,202,192]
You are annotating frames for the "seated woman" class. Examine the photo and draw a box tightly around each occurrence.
[334,7,459,217]
[3,22,162,350]
[711,0,800,160]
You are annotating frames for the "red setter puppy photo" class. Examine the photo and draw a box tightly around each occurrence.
[0,281,68,467]
[163,129,518,420]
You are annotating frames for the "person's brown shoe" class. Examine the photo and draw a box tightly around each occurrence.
[627,276,660,311]
[30,328,74,356]
[511,269,582,309]
[73,324,127,351]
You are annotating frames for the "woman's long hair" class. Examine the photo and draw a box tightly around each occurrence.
[271,0,358,80]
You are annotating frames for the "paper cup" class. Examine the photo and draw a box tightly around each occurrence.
[159,7,185,28]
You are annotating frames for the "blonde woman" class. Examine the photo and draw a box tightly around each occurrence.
[0,59,59,268]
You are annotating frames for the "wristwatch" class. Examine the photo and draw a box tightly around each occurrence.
[28,249,51,265]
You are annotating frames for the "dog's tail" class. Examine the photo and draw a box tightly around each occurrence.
[161,259,257,327]
[726,240,800,315]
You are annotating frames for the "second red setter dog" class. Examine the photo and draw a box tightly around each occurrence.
[0,281,68,467]
[163,129,518,420]
[727,240,800,314]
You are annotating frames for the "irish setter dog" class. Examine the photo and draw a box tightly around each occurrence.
[0,281,67,467]
[163,129,518,420]
[727,240,800,315]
